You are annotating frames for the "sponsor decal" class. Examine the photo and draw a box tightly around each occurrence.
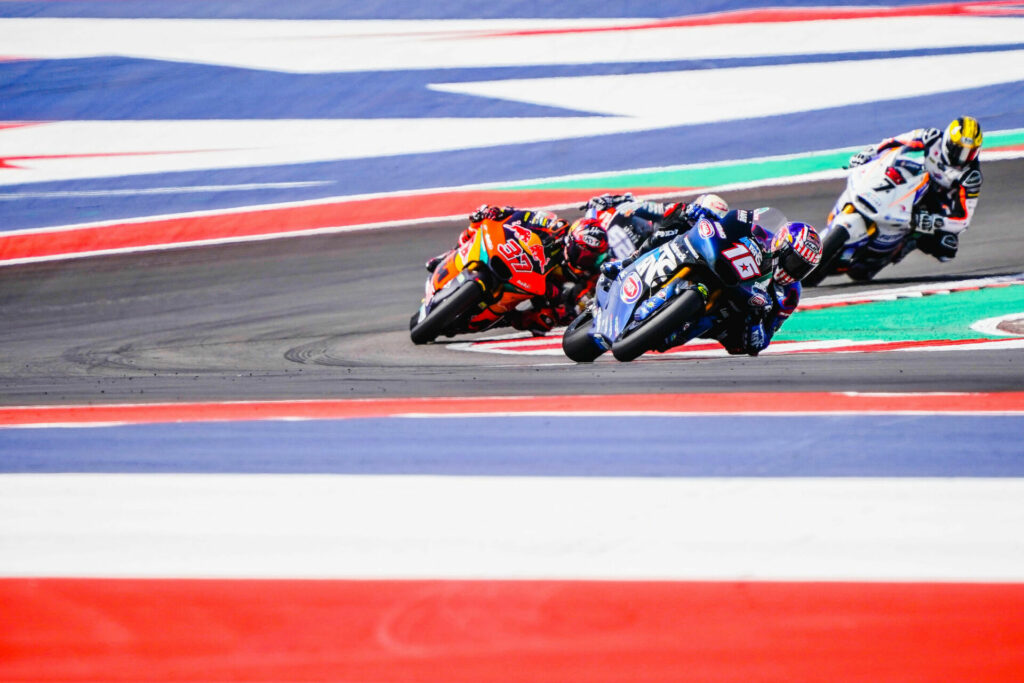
[740,237,763,265]
[697,218,715,238]
[873,231,905,245]
[749,293,769,308]
[621,272,643,304]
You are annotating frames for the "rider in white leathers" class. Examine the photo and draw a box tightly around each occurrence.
[846,116,983,263]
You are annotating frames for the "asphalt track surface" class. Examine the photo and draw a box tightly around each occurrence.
[2,158,1023,406]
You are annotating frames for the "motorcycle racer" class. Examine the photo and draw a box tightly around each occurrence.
[846,116,983,263]
[424,205,606,335]
[534,216,610,332]
[605,206,821,356]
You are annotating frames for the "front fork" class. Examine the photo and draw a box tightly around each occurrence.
[829,204,877,245]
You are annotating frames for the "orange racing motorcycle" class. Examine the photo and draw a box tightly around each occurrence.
[410,217,562,344]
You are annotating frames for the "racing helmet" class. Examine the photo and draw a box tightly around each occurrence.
[563,217,609,278]
[692,193,729,220]
[925,117,982,189]
[940,116,983,168]
[770,222,822,285]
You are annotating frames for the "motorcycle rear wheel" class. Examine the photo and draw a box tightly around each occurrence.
[561,309,605,363]
[803,226,849,287]
[611,290,704,362]
[410,279,486,345]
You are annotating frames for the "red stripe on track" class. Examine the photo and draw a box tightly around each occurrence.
[2,578,1022,682]
[475,337,1023,354]
[0,188,685,262]
[484,1,1024,37]
[0,149,209,170]
[2,391,1023,426]
[803,337,1016,353]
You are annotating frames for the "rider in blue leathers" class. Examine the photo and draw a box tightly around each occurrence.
[601,202,822,356]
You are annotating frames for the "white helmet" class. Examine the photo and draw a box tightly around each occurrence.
[693,193,729,220]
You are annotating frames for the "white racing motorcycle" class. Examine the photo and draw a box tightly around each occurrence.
[803,146,962,286]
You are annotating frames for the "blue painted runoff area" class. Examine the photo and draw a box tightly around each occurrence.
[2,414,1022,476]
[0,1,956,20]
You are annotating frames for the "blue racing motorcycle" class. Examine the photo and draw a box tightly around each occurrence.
[561,208,785,362]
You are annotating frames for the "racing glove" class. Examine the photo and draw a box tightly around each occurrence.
[600,261,621,279]
[913,212,946,234]
[584,192,635,211]
[847,146,875,168]
[468,204,490,222]
[468,205,512,223]
[682,202,706,222]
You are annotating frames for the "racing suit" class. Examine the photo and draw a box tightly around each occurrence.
[584,192,690,260]
[848,128,983,261]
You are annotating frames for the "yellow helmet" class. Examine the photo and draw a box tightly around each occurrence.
[941,116,983,167]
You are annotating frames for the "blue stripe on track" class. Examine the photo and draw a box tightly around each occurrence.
[5,46,1021,122]
[0,1,952,20]
[2,415,1022,476]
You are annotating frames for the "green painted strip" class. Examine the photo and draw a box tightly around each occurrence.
[514,150,851,191]
[505,129,1024,192]
[777,285,1024,342]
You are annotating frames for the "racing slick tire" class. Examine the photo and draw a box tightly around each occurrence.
[802,225,849,287]
[561,309,605,363]
[611,289,704,362]
[410,279,486,345]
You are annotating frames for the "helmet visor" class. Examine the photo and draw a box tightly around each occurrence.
[778,247,815,282]
[945,139,978,166]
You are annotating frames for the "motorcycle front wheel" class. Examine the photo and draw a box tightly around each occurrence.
[410,278,486,345]
[561,309,605,363]
[611,290,704,362]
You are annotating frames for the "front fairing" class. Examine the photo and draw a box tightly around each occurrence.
[592,247,670,346]
[822,149,931,272]
[840,148,929,232]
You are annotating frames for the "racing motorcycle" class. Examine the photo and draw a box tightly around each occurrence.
[562,209,786,362]
[410,217,561,344]
[804,146,942,286]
